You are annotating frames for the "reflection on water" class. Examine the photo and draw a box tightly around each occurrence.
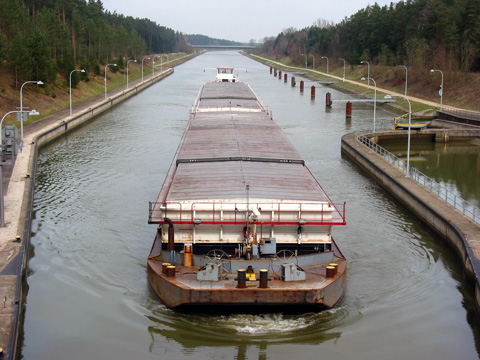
[381,140,480,207]
[22,51,480,360]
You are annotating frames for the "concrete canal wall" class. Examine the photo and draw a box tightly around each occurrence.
[341,132,480,313]
[35,68,173,147]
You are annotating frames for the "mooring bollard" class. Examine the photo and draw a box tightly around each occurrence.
[346,101,352,118]
[284,73,287,83]
[259,269,269,288]
[328,263,338,275]
[326,266,335,278]
[278,70,282,79]
[270,67,272,74]
[167,265,176,277]
[300,80,304,92]
[162,262,171,275]
[326,92,332,107]
[291,76,296,87]
[237,269,247,288]
[274,69,277,76]
[311,85,316,99]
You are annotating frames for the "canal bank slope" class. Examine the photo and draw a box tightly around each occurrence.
[341,132,480,313]
[246,54,460,112]
[0,52,198,359]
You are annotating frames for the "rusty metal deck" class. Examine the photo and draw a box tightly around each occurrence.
[148,258,346,308]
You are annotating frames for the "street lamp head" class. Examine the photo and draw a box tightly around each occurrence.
[80,69,85,73]
[361,77,366,80]
[133,60,137,63]
[430,69,434,73]
[37,81,44,85]
[361,60,367,64]
[113,64,117,67]
[28,110,39,116]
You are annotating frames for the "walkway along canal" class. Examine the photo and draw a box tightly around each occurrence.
[18,51,480,359]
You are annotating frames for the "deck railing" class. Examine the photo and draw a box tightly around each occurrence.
[356,133,479,225]
[149,201,346,226]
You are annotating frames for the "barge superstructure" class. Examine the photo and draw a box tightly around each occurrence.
[147,69,347,308]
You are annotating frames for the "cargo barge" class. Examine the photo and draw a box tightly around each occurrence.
[147,68,347,309]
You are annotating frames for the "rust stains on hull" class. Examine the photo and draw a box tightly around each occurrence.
[147,259,346,309]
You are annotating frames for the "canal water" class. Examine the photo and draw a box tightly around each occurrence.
[381,140,480,208]
[22,51,480,360]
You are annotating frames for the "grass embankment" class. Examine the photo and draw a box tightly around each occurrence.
[0,53,195,127]
[249,54,480,115]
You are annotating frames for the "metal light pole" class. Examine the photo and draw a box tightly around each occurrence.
[126,59,137,89]
[385,94,412,177]
[161,54,169,73]
[20,80,43,149]
[152,55,161,77]
[104,63,117,100]
[430,69,444,110]
[361,77,377,132]
[309,55,315,70]
[397,65,408,96]
[361,60,370,87]
[339,58,346,81]
[321,56,329,74]
[69,69,85,116]
[142,56,150,82]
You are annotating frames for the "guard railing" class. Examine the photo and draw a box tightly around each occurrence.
[356,133,479,225]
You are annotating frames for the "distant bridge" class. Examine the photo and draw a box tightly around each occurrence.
[191,45,256,51]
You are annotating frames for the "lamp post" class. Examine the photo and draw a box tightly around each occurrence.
[302,54,307,68]
[385,94,412,177]
[321,56,328,74]
[161,54,168,73]
[104,63,117,100]
[126,59,137,89]
[361,60,370,87]
[20,80,43,149]
[397,65,408,96]
[361,77,377,132]
[309,55,315,70]
[430,68,443,110]
[339,58,346,81]
[142,56,150,82]
[152,55,161,77]
[69,69,85,116]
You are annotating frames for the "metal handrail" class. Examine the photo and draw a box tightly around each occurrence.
[356,133,479,224]
[149,201,346,225]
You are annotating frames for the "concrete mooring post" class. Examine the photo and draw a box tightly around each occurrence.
[346,101,352,118]
[326,92,332,107]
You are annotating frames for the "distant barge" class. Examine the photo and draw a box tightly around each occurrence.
[147,68,347,309]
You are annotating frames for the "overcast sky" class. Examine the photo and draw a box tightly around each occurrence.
[100,0,395,43]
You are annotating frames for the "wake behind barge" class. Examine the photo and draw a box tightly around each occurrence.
[147,68,347,309]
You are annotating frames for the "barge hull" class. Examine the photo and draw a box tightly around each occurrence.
[147,260,346,309]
